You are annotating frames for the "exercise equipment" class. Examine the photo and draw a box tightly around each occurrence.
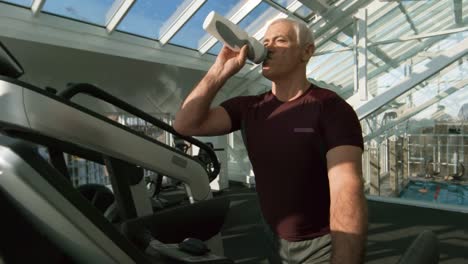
[0,41,232,263]
[76,184,115,214]
[397,230,439,264]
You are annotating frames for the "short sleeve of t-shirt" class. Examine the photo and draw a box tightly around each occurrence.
[319,95,364,152]
[220,96,250,133]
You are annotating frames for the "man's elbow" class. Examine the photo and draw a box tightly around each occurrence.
[173,120,192,136]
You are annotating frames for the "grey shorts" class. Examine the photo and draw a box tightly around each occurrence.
[263,221,332,264]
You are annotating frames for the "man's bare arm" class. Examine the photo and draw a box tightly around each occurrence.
[327,145,368,264]
[173,45,248,136]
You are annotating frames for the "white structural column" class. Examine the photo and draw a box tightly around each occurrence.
[31,0,45,16]
[354,8,368,101]
[454,0,463,25]
[356,37,468,120]
[159,0,206,45]
[106,0,136,34]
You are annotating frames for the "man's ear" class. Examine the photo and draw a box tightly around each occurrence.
[302,43,315,62]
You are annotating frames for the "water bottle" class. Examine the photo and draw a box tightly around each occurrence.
[203,11,268,64]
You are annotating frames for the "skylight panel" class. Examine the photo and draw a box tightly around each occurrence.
[0,0,32,7]
[270,0,314,21]
[117,0,185,39]
[294,4,314,21]
[238,2,283,37]
[42,0,116,26]
[270,0,294,8]
[169,0,239,50]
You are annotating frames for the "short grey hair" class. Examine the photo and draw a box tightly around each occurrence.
[269,18,314,47]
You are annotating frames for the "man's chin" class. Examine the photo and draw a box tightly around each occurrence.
[261,68,275,80]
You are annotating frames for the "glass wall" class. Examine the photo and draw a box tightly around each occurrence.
[361,54,468,207]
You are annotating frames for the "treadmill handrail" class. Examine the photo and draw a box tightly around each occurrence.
[58,83,220,181]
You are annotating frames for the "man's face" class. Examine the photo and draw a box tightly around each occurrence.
[262,21,303,80]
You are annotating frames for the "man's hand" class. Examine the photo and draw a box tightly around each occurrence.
[211,44,248,81]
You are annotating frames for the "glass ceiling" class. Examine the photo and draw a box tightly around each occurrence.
[0,0,466,123]
[117,0,186,39]
[361,53,467,142]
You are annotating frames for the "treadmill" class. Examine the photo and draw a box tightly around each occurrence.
[0,42,233,263]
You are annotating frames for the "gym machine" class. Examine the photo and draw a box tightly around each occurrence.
[0,41,233,263]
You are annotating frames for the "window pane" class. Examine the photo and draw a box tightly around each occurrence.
[0,0,32,7]
[307,50,354,95]
[362,54,468,139]
[271,0,295,8]
[43,0,116,26]
[294,4,314,21]
[117,0,185,39]
[238,2,282,36]
[207,42,223,55]
[368,0,464,42]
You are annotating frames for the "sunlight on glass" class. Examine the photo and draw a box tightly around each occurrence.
[368,0,454,42]
[308,50,354,89]
[117,0,184,39]
[43,0,116,26]
[105,0,125,23]
[1,0,32,7]
[364,57,467,134]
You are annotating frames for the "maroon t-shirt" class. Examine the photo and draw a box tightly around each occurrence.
[221,85,363,241]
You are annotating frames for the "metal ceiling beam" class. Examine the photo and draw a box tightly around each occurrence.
[106,0,135,34]
[454,0,463,25]
[309,0,456,99]
[354,8,368,101]
[371,26,468,47]
[363,79,468,142]
[31,0,45,16]
[159,0,206,45]
[348,3,398,68]
[301,0,399,92]
[366,1,445,42]
[344,18,468,103]
[262,0,308,22]
[397,2,418,35]
[300,0,374,48]
[355,37,468,120]
[198,0,262,54]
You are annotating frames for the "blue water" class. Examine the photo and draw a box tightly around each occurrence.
[399,181,468,206]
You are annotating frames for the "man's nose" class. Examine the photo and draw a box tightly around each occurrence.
[264,41,273,48]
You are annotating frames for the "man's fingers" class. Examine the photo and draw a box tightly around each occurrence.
[238,45,248,64]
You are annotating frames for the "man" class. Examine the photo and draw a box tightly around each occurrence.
[174,17,367,264]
